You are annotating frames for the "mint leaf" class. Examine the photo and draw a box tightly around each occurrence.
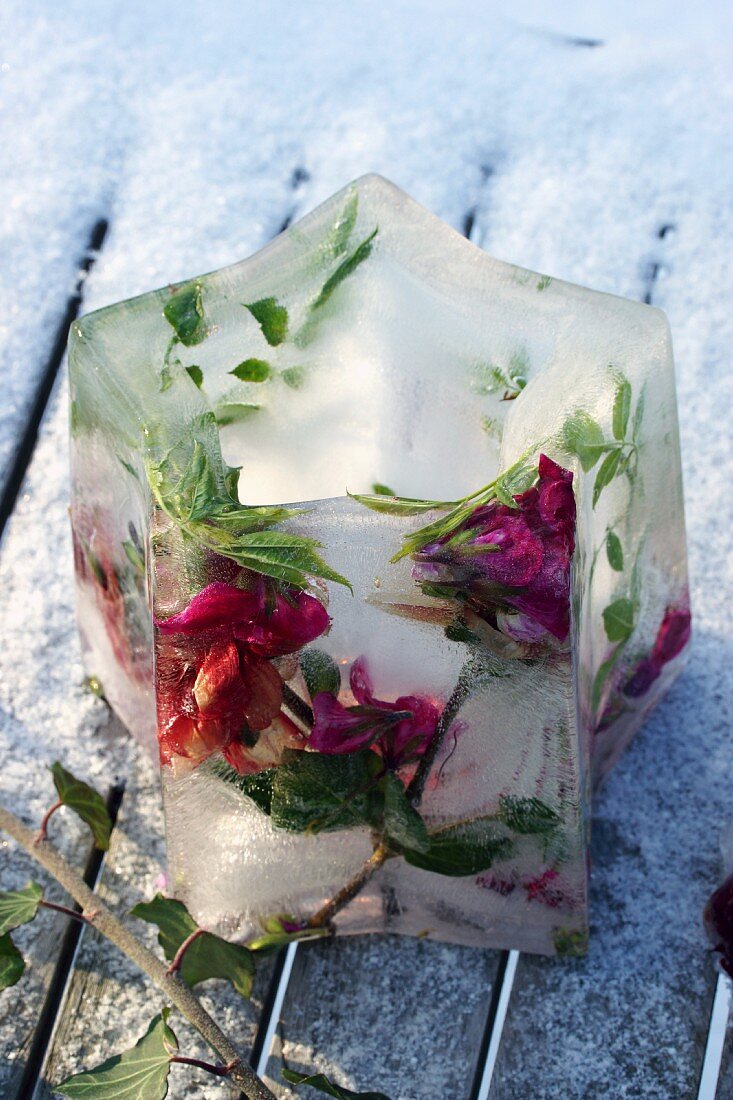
[281,366,306,389]
[172,440,217,522]
[185,364,204,388]
[402,818,513,876]
[56,1010,178,1098]
[215,402,262,426]
[244,297,288,346]
[562,410,609,472]
[271,750,383,834]
[606,530,624,572]
[130,894,255,999]
[282,1069,393,1100]
[0,933,24,990]
[50,763,111,850]
[312,228,378,312]
[603,597,636,643]
[498,796,560,836]
[223,529,352,590]
[592,447,622,508]
[612,374,632,440]
[207,760,275,814]
[163,281,205,346]
[382,773,429,854]
[0,882,43,936]
[230,358,272,383]
[300,650,341,698]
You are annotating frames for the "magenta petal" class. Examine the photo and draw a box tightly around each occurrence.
[309,693,383,754]
[391,694,440,759]
[349,656,378,707]
[237,589,330,657]
[470,517,544,587]
[652,607,691,665]
[157,581,259,635]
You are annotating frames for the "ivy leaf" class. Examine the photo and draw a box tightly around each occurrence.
[602,597,636,643]
[592,447,622,508]
[348,491,450,516]
[562,410,609,472]
[163,281,206,346]
[312,228,378,312]
[244,297,289,346]
[606,530,624,572]
[300,650,341,698]
[130,894,255,999]
[0,933,24,990]
[207,760,275,814]
[271,750,383,834]
[50,763,111,850]
[223,529,352,590]
[0,882,43,936]
[612,374,632,441]
[282,1069,393,1100]
[56,1010,178,1098]
[401,818,513,876]
[185,365,204,388]
[382,773,430,854]
[215,402,262,426]
[498,796,560,836]
[230,358,272,383]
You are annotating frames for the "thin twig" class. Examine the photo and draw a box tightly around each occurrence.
[406,670,470,806]
[306,840,391,930]
[38,898,94,925]
[0,803,276,1100]
[170,1054,240,1077]
[167,927,205,975]
[35,799,62,845]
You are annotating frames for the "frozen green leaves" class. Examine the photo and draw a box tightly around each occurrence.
[164,281,206,346]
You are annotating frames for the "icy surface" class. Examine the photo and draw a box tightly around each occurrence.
[0,0,731,1096]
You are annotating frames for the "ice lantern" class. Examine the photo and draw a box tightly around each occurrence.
[69,175,690,955]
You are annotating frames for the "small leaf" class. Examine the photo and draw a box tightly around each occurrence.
[185,365,204,388]
[536,274,552,291]
[130,894,255,999]
[382,774,430,854]
[349,491,450,516]
[281,366,306,389]
[172,441,217,523]
[494,463,538,507]
[606,530,624,572]
[632,386,646,442]
[208,760,275,814]
[224,529,351,590]
[591,648,622,712]
[215,402,262,426]
[602,597,636,643]
[56,1010,178,1099]
[612,374,632,440]
[0,933,24,990]
[50,763,111,850]
[163,281,206,346]
[402,818,513,876]
[312,228,378,311]
[498,796,560,836]
[301,650,341,698]
[230,358,272,383]
[562,410,609,472]
[282,1069,393,1100]
[592,448,622,508]
[244,297,289,346]
[371,483,396,496]
[271,750,383,834]
[0,882,43,936]
[327,188,359,257]
[122,539,145,573]
[248,924,329,952]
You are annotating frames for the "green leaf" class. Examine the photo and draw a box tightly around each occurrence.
[172,440,217,522]
[50,763,111,850]
[230,358,272,383]
[562,410,609,472]
[536,274,552,291]
[282,1069,393,1100]
[281,366,306,389]
[612,374,632,440]
[248,924,329,952]
[382,774,430,854]
[163,281,206,346]
[122,539,145,574]
[300,650,341,698]
[271,750,383,834]
[208,760,275,814]
[0,933,24,990]
[632,386,646,442]
[223,529,351,590]
[498,796,560,836]
[312,228,378,311]
[244,297,289,346]
[326,188,359,258]
[402,818,513,876]
[0,882,43,936]
[602,597,636,643]
[56,1010,178,1098]
[130,894,255,999]
[348,491,450,516]
[185,364,203,388]
[592,447,622,508]
[494,463,538,507]
[606,530,624,571]
[371,483,395,496]
[215,402,262,426]
[591,647,622,712]
[552,926,588,957]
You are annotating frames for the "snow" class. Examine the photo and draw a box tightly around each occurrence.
[0,1,732,1096]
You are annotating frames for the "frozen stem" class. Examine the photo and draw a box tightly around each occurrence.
[307,840,391,930]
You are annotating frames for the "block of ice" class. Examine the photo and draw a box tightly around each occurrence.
[69,175,690,954]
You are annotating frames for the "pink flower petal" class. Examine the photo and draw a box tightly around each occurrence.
[236,589,330,657]
[157,581,259,635]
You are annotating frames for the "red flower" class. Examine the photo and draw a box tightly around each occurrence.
[623,606,691,698]
[308,656,441,768]
[412,455,576,642]
[156,577,329,773]
[704,871,733,979]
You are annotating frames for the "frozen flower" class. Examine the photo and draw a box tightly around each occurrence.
[704,871,733,979]
[412,455,575,643]
[155,576,329,773]
[623,605,691,698]
[308,656,441,768]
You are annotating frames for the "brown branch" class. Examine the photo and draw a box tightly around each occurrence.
[35,799,63,844]
[170,1054,240,1077]
[0,803,276,1100]
[306,840,391,930]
